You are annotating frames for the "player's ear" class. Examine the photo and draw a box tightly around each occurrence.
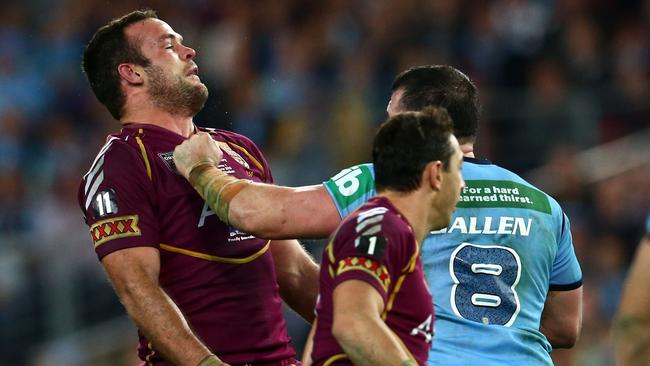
[426,161,443,191]
[117,63,145,85]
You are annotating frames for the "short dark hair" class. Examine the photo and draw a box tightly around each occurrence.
[391,65,480,141]
[373,106,455,193]
[82,10,158,120]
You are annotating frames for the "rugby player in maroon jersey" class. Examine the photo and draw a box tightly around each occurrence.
[79,10,317,366]
[309,107,464,366]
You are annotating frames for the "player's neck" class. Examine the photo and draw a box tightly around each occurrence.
[379,191,431,244]
[121,106,195,137]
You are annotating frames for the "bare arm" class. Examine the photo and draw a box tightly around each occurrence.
[615,237,650,366]
[173,133,341,239]
[101,247,227,366]
[301,318,317,366]
[540,286,583,348]
[270,239,320,323]
[332,280,416,366]
[230,184,340,239]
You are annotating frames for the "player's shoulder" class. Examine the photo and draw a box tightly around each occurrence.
[466,158,563,214]
[80,132,147,189]
[342,197,409,239]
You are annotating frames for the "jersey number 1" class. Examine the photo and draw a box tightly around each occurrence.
[449,243,522,326]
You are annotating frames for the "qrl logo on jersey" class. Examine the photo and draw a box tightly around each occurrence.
[90,215,141,247]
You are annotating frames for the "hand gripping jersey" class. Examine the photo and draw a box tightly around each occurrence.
[78,124,294,365]
[323,158,582,366]
[311,197,434,366]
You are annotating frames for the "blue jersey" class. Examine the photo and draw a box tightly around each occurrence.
[323,158,582,365]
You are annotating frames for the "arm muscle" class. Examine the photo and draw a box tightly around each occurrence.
[102,247,222,366]
[540,286,583,348]
[271,239,319,323]
[332,280,415,366]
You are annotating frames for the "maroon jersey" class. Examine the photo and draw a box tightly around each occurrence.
[78,123,294,365]
[312,197,434,366]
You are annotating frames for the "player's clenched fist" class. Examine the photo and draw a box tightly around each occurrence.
[173,132,224,179]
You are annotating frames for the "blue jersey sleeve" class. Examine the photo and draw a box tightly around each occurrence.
[645,213,650,236]
[549,212,582,290]
[322,164,377,218]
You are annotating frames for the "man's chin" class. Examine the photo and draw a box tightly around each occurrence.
[430,215,452,232]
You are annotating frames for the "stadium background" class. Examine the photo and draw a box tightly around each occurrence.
[0,0,649,365]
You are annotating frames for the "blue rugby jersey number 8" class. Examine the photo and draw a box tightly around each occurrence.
[449,243,522,327]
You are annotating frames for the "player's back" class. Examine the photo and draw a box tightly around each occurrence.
[323,158,582,365]
[312,196,433,366]
[422,158,582,365]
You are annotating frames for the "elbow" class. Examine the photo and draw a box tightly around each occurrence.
[550,333,579,349]
[546,323,581,349]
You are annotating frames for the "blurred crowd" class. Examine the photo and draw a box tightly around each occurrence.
[0,0,649,365]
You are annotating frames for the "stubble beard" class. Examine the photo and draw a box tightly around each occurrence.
[145,65,209,117]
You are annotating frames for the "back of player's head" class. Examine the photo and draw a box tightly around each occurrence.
[373,106,455,193]
[82,9,158,120]
[391,65,480,141]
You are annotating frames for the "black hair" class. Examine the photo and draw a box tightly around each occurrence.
[373,106,455,193]
[82,9,157,120]
[391,65,480,141]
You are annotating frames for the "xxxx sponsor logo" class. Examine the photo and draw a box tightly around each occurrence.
[90,215,141,247]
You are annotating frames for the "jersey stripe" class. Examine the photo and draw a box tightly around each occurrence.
[356,215,384,234]
[84,171,104,210]
[228,142,264,173]
[83,137,118,180]
[136,129,152,180]
[323,354,348,366]
[84,155,105,194]
[159,241,270,264]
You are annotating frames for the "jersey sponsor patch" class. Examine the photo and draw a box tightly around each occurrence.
[457,180,551,214]
[91,189,118,218]
[90,215,141,247]
[324,164,375,210]
[337,256,391,291]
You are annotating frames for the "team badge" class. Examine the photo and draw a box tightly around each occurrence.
[216,141,250,169]
[90,215,141,247]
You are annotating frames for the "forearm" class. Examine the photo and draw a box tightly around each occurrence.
[615,316,650,365]
[301,319,317,366]
[277,268,319,323]
[334,315,415,366]
[615,238,650,365]
[228,184,311,238]
[118,282,221,366]
[188,164,339,239]
[272,240,320,323]
[227,183,340,239]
